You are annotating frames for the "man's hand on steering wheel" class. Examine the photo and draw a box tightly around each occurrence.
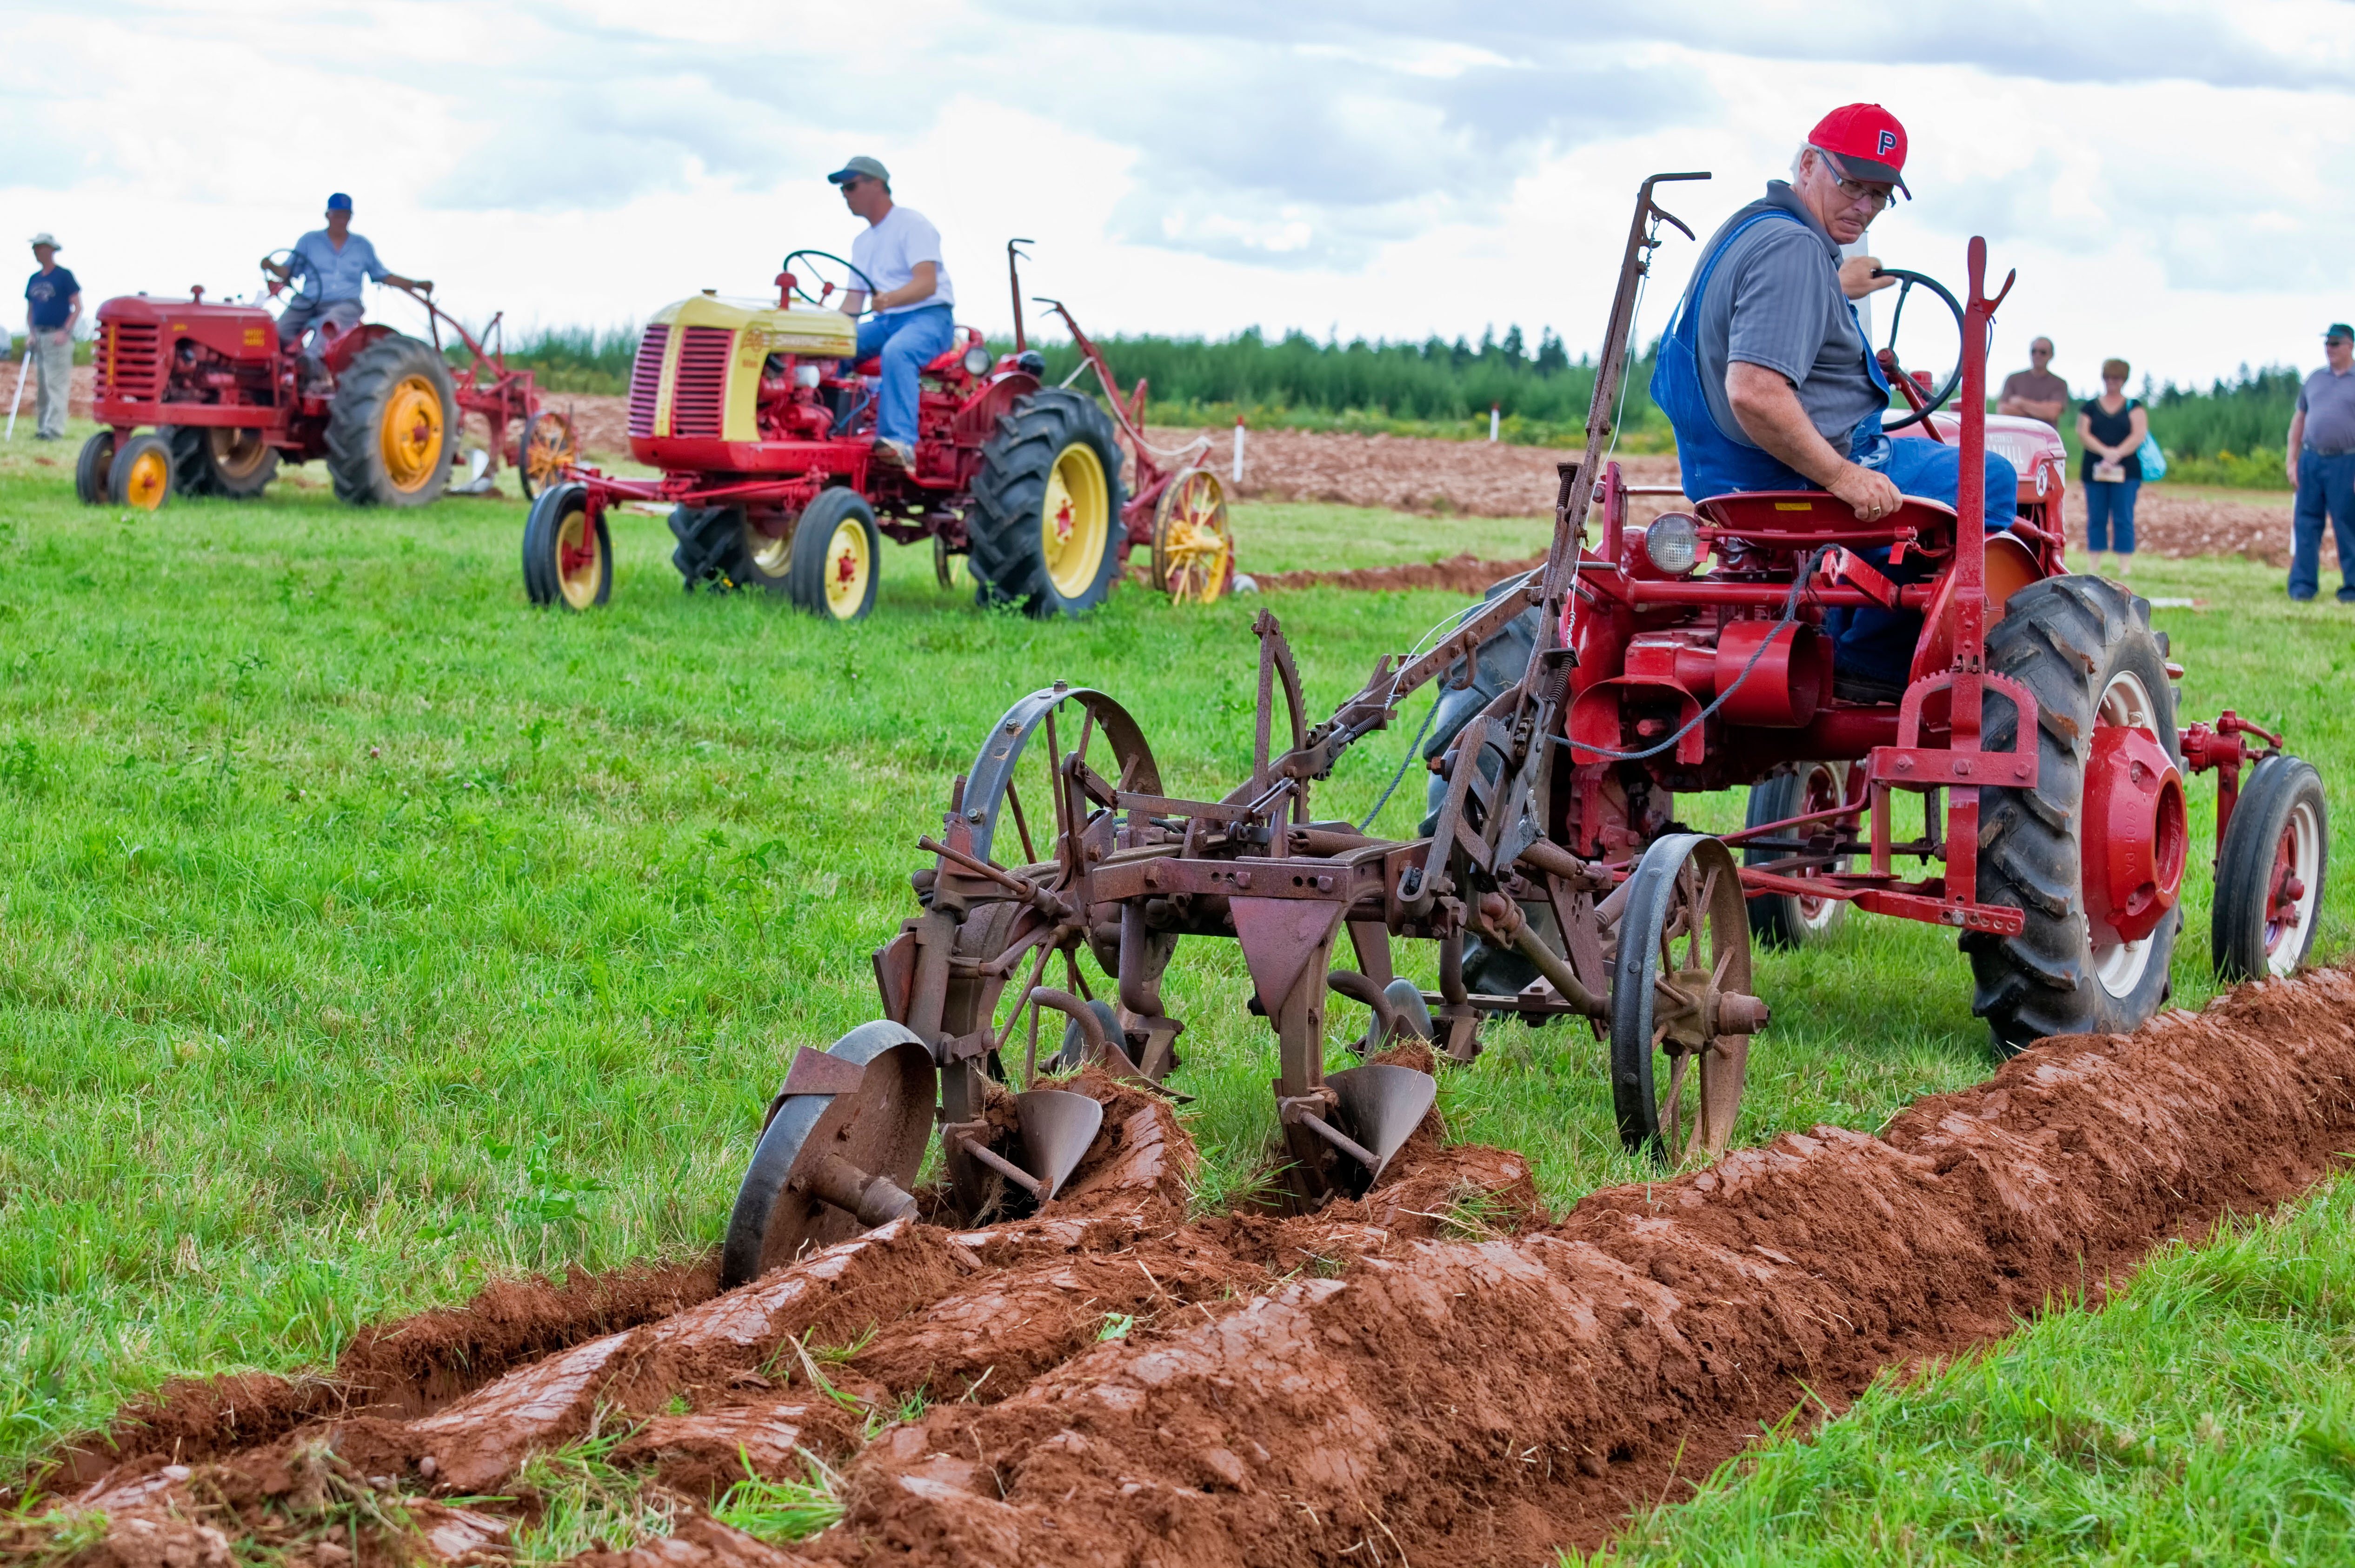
[1839,254,1896,300]
[1828,462,1903,523]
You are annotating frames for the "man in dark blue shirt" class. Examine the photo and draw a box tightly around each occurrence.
[23,232,80,440]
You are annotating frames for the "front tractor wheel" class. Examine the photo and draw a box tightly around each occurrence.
[785,489,882,622]
[326,334,457,506]
[75,431,116,505]
[2213,754,2328,981]
[1744,760,1852,948]
[107,432,174,511]
[522,483,611,610]
[163,425,279,498]
[1966,575,2184,1054]
[967,388,1126,618]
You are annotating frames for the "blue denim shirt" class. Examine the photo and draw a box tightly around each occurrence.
[288,230,389,303]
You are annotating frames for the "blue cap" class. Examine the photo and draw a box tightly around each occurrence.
[326,193,353,212]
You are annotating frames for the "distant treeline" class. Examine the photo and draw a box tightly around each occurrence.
[467,319,2309,486]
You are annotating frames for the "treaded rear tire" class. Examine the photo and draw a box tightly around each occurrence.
[1964,575,2180,1054]
[2212,754,2328,981]
[325,333,455,506]
[669,505,744,590]
[966,388,1126,618]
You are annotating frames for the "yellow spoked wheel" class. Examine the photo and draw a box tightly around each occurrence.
[1041,441,1111,600]
[1151,467,1234,605]
[519,410,578,500]
[108,433,173,512]
[823,516,872,619]
[379,374,447,495]
[556,503,605,610]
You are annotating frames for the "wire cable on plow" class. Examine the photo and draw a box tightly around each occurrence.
[1356,571,1541,831]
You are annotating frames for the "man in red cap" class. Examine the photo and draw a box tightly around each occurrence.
[1651,103,2019,700]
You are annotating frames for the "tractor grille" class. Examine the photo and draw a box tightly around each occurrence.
[97,321,163,402]
[627,324,668,439]
[669,326,732,439]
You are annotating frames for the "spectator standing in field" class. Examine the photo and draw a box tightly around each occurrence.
[1997,337,2068,427]
[2285,324,2355,604]
[830,155,954,470]
[23,233,80,441]
[2076,357,2147,580]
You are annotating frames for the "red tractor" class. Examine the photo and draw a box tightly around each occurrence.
[523,243,1236,618]
[711,178,2330,1270]
[76,268,571,512]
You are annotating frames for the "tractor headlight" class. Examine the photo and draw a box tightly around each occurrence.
[963,345,993,377]
[1644,513,1701,575]
[793,363,822,389]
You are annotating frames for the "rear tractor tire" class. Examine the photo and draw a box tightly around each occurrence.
[163,425,278,498]
[107,432,173,512]
[75,430,116,505]
[326,334,456,506]
[669,504,745,590]
[967,388,1126,618]
[521,482,611,610]
[1965,575,2185,1055]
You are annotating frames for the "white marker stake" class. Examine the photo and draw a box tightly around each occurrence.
[3,351,27,441]
[1232,415,1245,484]
[1489,404,1500,443]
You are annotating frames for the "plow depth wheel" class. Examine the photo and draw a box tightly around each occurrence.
[1744,760,1852,948]
[1611,833,1757,1165]
[521,483,611,610]
[107,432,173,512]
[327,334,456,506]
[517,410,577,501]
[1151,467,1235,604]
[2213,755,2328,980]
[1966,576,2181,1053]
[967,388,1127,618]
[786,489,882,622]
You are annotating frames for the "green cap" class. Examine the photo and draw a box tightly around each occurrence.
[2327,324,2353,342]
[828,156,889,186]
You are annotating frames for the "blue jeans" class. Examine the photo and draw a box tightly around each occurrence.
[851,305,955,447]
[2082,475,2140,554]
[1823,435,2021,685]
[2290,449,2355,600]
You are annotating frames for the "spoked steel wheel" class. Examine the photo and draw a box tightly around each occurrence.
[1611,834,1765,1165]
[1151,467,1234,604]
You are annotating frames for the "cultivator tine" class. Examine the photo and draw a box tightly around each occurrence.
[1014,1089,1104,1201]
[1326,1064,1437,1185]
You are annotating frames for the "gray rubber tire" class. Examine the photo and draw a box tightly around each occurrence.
[75,430,115,505]
[522,482,610,610]
[1743,761,1851,948]
[325,333,456,506]
[2212,754,2328,981]
[966,388,1127,618]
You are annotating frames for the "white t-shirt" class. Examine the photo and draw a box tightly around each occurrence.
[850,204,954,316]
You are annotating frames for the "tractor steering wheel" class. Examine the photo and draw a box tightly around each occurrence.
[259,248,322,307]
[1870,267,1964,434]
[780,249,879,312]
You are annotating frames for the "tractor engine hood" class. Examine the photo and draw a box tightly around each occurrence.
[631,295,857,445]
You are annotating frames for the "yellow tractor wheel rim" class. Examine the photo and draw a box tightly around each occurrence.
[748,525,791,579]
[824,517,871,618]
[213,427,271,480]
[1158,471,1232,605]
[1040,441,1111,599]
[380,375,446,493]
[124,446,171,511]
[556,508,602,609]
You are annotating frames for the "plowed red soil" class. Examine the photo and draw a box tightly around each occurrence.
[25,966,2355,1567]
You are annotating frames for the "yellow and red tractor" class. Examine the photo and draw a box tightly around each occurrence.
[524,244,1235,619]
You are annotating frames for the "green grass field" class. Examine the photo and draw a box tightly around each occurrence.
[2,425,2351,1555]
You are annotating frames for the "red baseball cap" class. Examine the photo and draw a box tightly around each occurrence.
[1808,104,1910,199]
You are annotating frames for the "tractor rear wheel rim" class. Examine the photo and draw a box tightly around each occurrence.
[2265,799,2323,973]
[212,427,270,480]
[379,374,445,493]
[126,446,170,510]
[748,526,791,578]
[556,507,601,609]
[2086,669,2182,998]
[1041,441,1110,598]
[824,517,871,618]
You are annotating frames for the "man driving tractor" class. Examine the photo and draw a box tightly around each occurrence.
[260,193,432,383]
[1652,104,2018,703]
[828,155,955,470]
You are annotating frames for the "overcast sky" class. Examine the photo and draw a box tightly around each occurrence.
[7,0,2353,392]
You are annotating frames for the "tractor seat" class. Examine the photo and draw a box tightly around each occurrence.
[853,357,881,376]
[1696,491,1958,541]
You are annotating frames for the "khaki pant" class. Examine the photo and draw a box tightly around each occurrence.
[31,329,72,439]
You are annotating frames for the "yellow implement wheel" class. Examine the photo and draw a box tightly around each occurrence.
[379,374,446,495]
[519,409,578,500]
[1151,467,1234,605]
[1040,441,1111,600]
[107,432,173,512]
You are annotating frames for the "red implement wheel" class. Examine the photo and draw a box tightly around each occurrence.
[1966,576,2183,1054]
[2213,755,2328,980]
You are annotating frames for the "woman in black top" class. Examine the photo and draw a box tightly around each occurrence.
[2075,357,2149,579]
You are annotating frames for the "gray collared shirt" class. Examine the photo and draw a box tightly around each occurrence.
[1686,181,1885,454]
[2299,365,2355,455]
[288,229,389,304]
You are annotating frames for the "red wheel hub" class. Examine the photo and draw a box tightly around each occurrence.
[2082,722,2187,945]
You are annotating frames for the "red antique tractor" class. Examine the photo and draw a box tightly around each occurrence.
[76,267,571,512]
[524,242,1236,618]
[710,176,2330,1278]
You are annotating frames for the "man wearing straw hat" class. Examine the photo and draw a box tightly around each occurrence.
[23,233,80,440]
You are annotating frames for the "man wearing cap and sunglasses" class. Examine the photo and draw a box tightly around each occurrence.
[2286,324,2355,603]
[23,232,80,441]
[259,194,431,384]
[829,156,955,470]
[1653,104,2020,702]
